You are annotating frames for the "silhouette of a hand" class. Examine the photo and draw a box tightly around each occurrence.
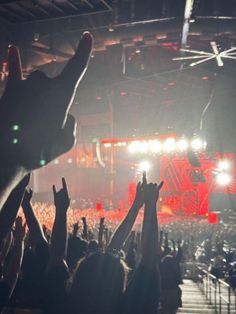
[0,32,93,170]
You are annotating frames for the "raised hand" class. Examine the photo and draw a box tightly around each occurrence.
[72,222,79,236]
[14,216,26,244]
[81,217,88,240]
[133,182,144,209]
[53,178,70,213]
[0,32,93,170]
[144,181,164,209]
[132,172,147,209]
[21,188,33,208]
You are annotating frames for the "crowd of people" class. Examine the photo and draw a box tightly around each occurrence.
[0,171,186,314]
[0,30,235,314]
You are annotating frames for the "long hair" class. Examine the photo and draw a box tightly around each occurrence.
[68,252,129,314]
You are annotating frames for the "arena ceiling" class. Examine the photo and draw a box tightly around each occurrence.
[0,0,236,151]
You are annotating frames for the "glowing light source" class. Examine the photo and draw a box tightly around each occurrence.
[104,143,112,148]
[12,124,19,131]
[125,136,205,155]
[139,141,148,153]
[163,138,176,152]
[218,160,230,171]
[173,41,236,67]
[54,159,59,165]
[191,138,203,151]
[39,159,46,166]
[108,24,114,32]
[177,139,188,151]
[149,140,162,153]
[216,173,231,186]
[138,161,151,173]
[128,141,140,153]
[12,138,18,144]
[67,158,73,164]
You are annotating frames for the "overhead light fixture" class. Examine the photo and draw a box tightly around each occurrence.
[33,33,39,42]
[108,24,114,32]
[173,41,236,67]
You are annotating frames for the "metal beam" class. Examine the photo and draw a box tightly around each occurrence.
[33,1,50,16]
[50,1,65,14]
[100,0,113,11]
[30,45,72,59]
[67,0,78,11]
[82,0,94,9]
[17,2,37,18]
[0,5,24,21]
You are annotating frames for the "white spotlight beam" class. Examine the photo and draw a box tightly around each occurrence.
[222,55,236,60]
[181,0,195,48]
[180,48,212,55]
[173,55,207,60]
[210,41,223,66]
[190,55,216,67]
[174,41,236,67]
[221,47,236,54]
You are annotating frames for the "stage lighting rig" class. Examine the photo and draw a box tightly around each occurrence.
[101,135,207,156]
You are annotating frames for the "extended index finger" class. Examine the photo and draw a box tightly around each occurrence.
[6,46,22,89]
[52,185,57,196]
[158,181,164,191]
[142,171,147,186]
[58,32,93,88]
[62,177,68,194]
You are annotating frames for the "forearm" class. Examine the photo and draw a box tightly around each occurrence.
[0,181,26,242]
[82,219,88,240]
[0,167,26,211]
[0,231,13,265]
[4,239,24,293]
[49,211,67,268]
[108,205,139,250]
[98,221,104,248]
[141,204,159,265]
[23,203,47,246]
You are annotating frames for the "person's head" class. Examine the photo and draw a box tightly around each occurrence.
[67,236,87,271]
[68,252,129,314]
[161,254,179,280]
[88,240,99,253]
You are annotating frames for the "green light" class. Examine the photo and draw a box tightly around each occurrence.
[12,138,18,144]
[12,125,19,131]
[39,159,46,166]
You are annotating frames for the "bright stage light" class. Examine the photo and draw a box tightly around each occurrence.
[138,160,151,172]
[191,138,203,151]
[177,139,188,151]
[104,143,112,148]
[149,140,162,153]
[128,141,140,153]
[54,159,59,165]
[139,141,149,153]
[218,160,230,171]
[216,173,231,186]
[163,138,176,152]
